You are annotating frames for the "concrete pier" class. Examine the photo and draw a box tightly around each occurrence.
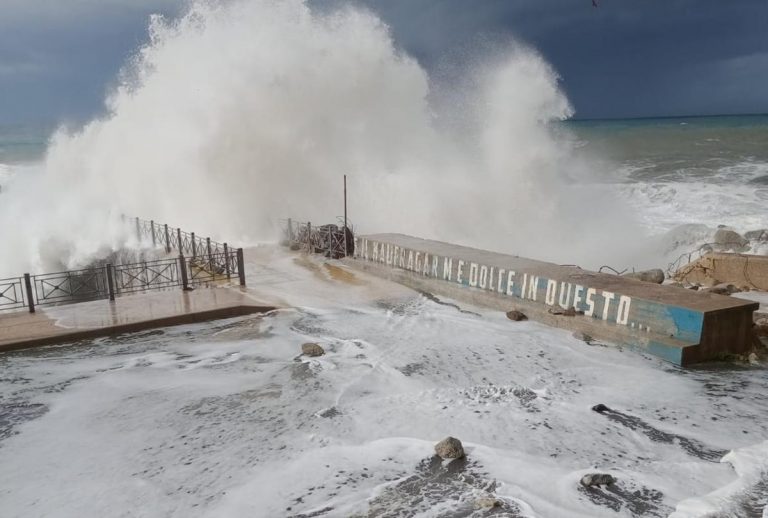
[0,287,275,353]
[346,234,759,366]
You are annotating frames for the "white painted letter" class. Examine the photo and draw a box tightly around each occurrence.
[480,266,488,289]
[506,271,516,295]
[457,260,465,284]
[617,296,631,325]
[443,258,452,280]
[572,285,584,309]
[585,288,597,317]
[545,279,557,305]
[469,263,479,287]
[601,291,615,321]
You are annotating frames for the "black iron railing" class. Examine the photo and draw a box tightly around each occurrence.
[0,276,27,312]
[282,218,354,259]
[1,217,246,314]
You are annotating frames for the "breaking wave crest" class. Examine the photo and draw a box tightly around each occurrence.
[0,0,642,276]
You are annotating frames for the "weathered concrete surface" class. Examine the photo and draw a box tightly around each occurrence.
[674,252,768,291]
[345,234,759,366]
[0,287,275,353]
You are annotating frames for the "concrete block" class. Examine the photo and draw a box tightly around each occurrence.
[345,234,759,366]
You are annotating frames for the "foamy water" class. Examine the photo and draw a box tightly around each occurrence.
[1,249,766,517]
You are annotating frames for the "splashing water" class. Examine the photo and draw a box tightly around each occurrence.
[0,0,644,277]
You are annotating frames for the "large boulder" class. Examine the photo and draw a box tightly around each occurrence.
[434,436,465,459]
[713,228,748,250]
[301,342,325,357]
[623,269,665,284]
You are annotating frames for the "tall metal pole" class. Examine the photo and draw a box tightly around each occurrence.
[343,174,347,232]
[343,174,348,257]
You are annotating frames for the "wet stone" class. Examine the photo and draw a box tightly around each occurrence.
[301,343,325,357]
[434,436,465,459]
[505,310,528,321]
[581,473,617,488]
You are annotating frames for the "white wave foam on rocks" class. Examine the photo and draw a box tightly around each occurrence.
[0,0,645,277]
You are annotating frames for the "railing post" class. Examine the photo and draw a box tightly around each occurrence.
[164,224,171,253]
[327,226,332,257]
[307,222,311,252]
[150,220,156,247]
[23,273,35,313]
[179,255,189,291]
[237,248,246,286]
[224,243,231,279]
[206,237,212,272]
[177,228,182,254]
[287,218,293,242]
[135,217,141,242]
[191,232,197,258]
[105,264,115,301]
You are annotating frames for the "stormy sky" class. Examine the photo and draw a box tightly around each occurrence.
[1,0,767,125]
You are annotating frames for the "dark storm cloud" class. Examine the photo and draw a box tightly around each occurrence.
[1,0,767,123]
[359,0,768,118]
[0,0,183,124]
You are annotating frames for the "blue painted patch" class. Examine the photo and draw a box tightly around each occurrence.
[646,340,686,365]
[665,306,704,343]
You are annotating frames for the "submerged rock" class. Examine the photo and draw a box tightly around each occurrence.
[591,403,610,414]
[434,436,465,459]
[301,342,325,357]
[505,310,528,321]
[623,269,665,284]
[580,473,616,488]
[572,331,594,344]
[474,496,502,509]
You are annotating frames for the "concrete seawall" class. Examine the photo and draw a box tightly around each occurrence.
[344,234,759,366]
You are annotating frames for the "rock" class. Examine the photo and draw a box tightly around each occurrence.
[713,228,748,250]
[505,310,528,321]
[580,473,616,488]
[702,283,741,295]
[748,352,759,365]
[434,436,465,459]
[572,331,593,344]
[289,243,301,251]
[301,342,325,357]
[745,229,768,242]
[591,403,610,414]
[754,318,768,337]
[474,497,502,509]
[623,269,665,284]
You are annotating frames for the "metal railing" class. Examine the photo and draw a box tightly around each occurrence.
[282,218,354,259]
[0,276,27,312]
[129,216,227,259]
[1,217,247,314]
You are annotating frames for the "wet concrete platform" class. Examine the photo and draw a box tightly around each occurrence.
[0,287,275,353]
[346,234,760,366]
